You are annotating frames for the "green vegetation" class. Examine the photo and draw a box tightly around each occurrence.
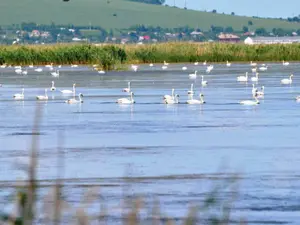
[1,43,300,69]
[0,0,299,31]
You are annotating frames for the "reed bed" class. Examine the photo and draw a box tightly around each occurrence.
[1,42,299,70]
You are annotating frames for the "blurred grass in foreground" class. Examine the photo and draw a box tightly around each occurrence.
[0,105,244,225]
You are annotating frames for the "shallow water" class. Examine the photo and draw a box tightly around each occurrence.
[0,63,300,224]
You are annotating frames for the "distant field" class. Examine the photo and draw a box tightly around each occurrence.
[0,0,299,31]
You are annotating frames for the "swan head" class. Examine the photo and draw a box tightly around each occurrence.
[290,74,294,78]
[73,83,76,87]
[261,86,265,90]
[79,93,83,97]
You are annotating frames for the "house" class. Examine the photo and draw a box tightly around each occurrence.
[190,31,203,36]
[218,33,240,43]
[244,36,300,45]
[30,30,40,37]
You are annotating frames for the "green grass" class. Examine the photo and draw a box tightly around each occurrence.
[0,0,299,31]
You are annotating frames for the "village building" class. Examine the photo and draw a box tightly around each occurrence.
[244,36,300,45]
[218,33,240,43]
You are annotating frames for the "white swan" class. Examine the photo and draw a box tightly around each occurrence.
[252,84,258,96]
[34,68,43,72]
[117,92,135,104]
[252,67,257,73]
[122,82,131,92]
[187,84,194,95]
[201,75,208,86]
[237,72,248,82]
[149,63,154,67]
[162,65,168,70]
[28,64,34,68]
[36,89,48,100]
[98,70,105,74]
[163,61,169,66]
[51,70,59,77]
[203,60,207,66]
[131,64,138,72]
[250,61,257,67]
[182,66,187,71]
[0,64,7,68]
[61,83,76,94]
[187,93,205,104]
[206,65,214,73]
[259,65,268,71]
[296,96,300,101]
[65,93,83,104]
[15,69,22,74]
[257,86,264,97]
[71,64,78,68]
[163,88,175,100]
[50,81,56,91]
[194,61,199,65]
[282,60,289,66]
[14,66,22,69]
[240,95,260,105]
[45,63,53,68]
[13,88,24,100]
[226,61,231,67]
[189,71,197,78]
[58,65,62,68]
[281,74,293,84]
[164,94,179,104]
[251,72,259,82]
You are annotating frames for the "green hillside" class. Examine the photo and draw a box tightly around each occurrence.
[0,0,299,31]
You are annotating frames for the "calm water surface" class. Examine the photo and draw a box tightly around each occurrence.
[0,63,300,224]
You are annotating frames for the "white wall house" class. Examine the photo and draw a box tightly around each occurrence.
[244,36,300,45]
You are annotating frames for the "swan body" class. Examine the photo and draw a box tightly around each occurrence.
[187,94,205,104]
[237,72,248,82]
[163,61,169,66]
[201,75,208,86]
[61,83,76,94]
[51,70,59,77]
[259,66,268,71]
[0,64,6,68]
[21,70,28,75]
[98,70,105,74]
[187,84,194,95]
[162,65,168,70]
[28,64,34,68]
[250,61,257,67]
[15,69,22,74]
[296,96,300,101]
[203,61,207,66]
[182,66,187,71]
[50,81,56,91]
[65,93,83,104]
[194,62,199,65]
[281,74,293,84]
[206,65,213,73]
[14,66,21,69]
[164,94,179,104]
[122,82,131,92]
[71,64,78,68]
[13,88,24,100]
[45,63,53,68]
[252,84,258,96]
[131,64,138,72]
[252,67,257,73]
[256,86,264,97]
[282,60,289,66]
[149,63,154,67]
[34,68,43,72]
[58,65,62,68]
[240,96,259,105]
[36,89,48,100]
[226,61,231,67]
[163,88,175,100]
[117,92,135,104]
[251,72,259,82]
[189,71,197,78]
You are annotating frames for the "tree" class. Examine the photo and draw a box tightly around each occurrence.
[212,9,217,13]
[255,28,267,36]
[248,20,253,26]
[243,26,249,33]
[231,12,235,16]
[225,26,234,32]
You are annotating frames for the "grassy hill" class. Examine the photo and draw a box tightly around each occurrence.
[0,0,299,31]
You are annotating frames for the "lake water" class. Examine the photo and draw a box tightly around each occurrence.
[0,63,300,224]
